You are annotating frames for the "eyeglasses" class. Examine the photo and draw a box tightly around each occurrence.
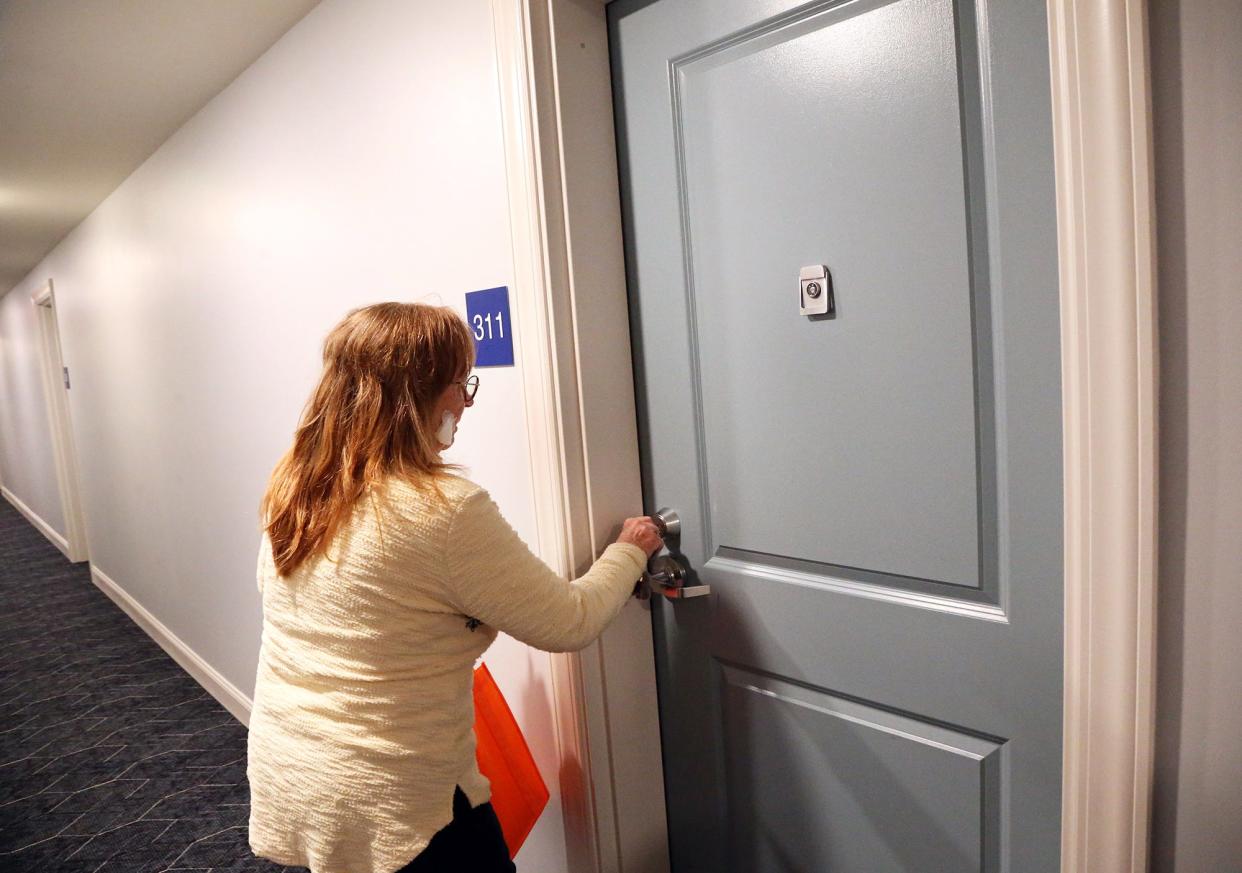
[456,374,480,401]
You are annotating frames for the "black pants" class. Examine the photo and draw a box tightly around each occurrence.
[397,785,516,872]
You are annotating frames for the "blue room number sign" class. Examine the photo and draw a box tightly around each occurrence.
[465,286,514,367]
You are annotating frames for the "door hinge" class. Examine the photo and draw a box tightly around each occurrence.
[63,366,70,390]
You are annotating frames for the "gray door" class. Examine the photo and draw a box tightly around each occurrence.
[609,0,1063,870]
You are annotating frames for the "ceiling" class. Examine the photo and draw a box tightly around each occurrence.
[0,0,321,296]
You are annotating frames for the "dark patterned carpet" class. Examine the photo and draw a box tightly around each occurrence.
[0,497,297,872]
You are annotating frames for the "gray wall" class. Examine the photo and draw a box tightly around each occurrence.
[1149,1,1242,870]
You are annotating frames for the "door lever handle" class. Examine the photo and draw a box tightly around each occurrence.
[637,555,710,600]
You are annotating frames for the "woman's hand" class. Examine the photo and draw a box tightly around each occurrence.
[616,516,663,557]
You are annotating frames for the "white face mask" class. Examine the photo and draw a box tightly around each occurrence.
[436,410,458,449]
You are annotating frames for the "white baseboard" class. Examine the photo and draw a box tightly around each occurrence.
[5,486,255,730]
[2,485,73,562]
[88,564,255,727]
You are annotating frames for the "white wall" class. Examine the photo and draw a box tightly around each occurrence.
[1149,0,1242,869]
[0,1,572,869]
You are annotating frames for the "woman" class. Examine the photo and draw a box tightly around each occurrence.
[246,302,662,873]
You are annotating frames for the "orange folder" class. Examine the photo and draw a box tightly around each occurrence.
[472,662,550,858]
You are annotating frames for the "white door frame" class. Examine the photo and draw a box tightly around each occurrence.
[29,280,89,563]
[490,0,1158,871]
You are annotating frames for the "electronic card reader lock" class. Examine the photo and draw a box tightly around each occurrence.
[634,508,711,601]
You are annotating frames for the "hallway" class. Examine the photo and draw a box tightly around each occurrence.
[0,0,1236,869]
[0,500,288,872]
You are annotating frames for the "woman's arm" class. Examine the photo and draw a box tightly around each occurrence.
[441,489,649,652]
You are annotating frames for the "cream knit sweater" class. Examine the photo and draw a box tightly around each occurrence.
[246,473,648,873]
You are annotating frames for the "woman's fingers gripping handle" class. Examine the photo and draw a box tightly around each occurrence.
[616,516,664,558]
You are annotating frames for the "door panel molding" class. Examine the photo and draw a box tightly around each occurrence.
[710,553,1008,623]
[719,661,1005,871]
[668,0,1006,603]
[495,0,1156,871]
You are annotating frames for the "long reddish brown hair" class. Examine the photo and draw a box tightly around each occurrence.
[260,302,476,577]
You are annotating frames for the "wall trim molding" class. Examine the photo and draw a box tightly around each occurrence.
[88,564,254,727]
[491,1,670,871]
[490,3,609,870]
[1048,0,1159,870]
[2,484,72,560]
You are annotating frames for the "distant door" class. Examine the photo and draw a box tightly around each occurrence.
[33,281,89,562]
[609,0,1063,870]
